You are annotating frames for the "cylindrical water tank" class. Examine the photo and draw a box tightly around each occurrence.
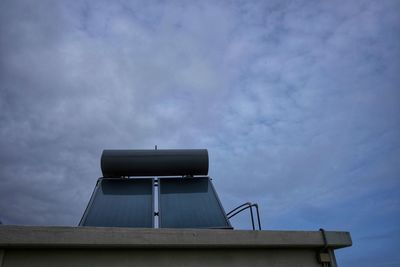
[101,149,209,177]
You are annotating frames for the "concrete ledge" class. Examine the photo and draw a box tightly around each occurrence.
[0,225,351,249]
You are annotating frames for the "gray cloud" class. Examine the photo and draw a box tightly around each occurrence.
[1,0,399,266]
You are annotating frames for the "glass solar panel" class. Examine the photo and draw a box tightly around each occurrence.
[80,178,154,228]
[158,177,231,229]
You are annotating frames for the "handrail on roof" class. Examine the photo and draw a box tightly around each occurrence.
[227,202,262,230]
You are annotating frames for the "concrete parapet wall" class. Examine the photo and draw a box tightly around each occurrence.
[0,226,351,267]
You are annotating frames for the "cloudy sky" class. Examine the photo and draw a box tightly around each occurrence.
[0,0,399,266]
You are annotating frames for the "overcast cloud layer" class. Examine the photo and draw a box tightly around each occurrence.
[1,0,399,266]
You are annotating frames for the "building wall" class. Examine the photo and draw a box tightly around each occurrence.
[0,226,351,267]
[1,248,330,267]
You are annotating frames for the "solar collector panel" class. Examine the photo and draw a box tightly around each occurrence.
[80,178,154,228]
[158,177,231,229]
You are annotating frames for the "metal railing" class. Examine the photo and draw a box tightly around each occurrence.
[227,202,261,230]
